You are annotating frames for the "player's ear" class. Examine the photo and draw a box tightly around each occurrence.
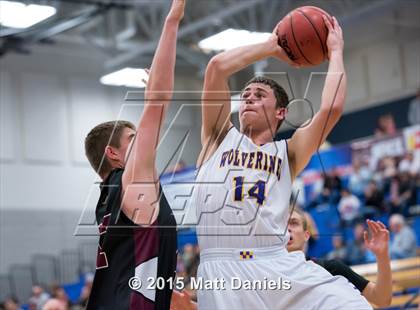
[275,107,287,121]
[304,230,311,242]
[105,145,120,161]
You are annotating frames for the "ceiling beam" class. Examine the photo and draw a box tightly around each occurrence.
[105,0,265,69]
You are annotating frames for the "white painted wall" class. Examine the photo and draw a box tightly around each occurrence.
[0,46,203,274]
[0,47,202,212]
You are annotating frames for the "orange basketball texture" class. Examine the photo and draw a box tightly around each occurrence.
[276,6,333,67]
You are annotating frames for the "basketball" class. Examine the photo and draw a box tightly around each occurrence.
[276,6,333,67]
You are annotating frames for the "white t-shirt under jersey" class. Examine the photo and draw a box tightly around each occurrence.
[192,127,292,250]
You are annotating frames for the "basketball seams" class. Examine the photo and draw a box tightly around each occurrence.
[297,9,327,61]
[307,6,333,42]
[290,12,313,66]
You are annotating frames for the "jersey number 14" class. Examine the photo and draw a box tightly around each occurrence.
[233,176,266,205]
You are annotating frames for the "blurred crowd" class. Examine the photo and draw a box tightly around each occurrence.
[175,244,200,303]
[0,274,93,310]
[310,152,420,218]
[306,148,420,266]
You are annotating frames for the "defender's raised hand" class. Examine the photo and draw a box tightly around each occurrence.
[364,220,390,258]
[167,0,185,23]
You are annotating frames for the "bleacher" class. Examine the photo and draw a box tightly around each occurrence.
[0,241,97,308]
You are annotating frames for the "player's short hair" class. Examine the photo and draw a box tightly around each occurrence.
[245,76,289,109]
[85,120,135,177]
[290,206,308,231]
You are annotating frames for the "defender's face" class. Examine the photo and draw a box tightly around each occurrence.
[239,83,282,132]
[287,212,310,252]
[119,127,136,165]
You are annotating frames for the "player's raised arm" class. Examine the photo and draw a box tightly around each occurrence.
[362,220,392,307]
[200,34,295,155]
[287,16,346,180]
[121,0,185,224]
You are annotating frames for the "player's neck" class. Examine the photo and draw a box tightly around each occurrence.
[242,126,275,146]
[100,163,124,182]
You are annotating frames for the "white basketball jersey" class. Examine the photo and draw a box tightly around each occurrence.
[193,127,292,250]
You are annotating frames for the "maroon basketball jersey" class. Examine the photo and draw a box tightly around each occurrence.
[87,169,177,310]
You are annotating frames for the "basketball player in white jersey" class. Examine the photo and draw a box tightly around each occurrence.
[192,15,372,309]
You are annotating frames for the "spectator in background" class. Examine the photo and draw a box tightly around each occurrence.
[50,286,71,309]
[77,273,94,307]
[291,177,306,207]
[176,255,186,275]
[42,299,67,310]
[383,156,397,180]
[190,245,200,280]
[374,114,397,138]
[1,297,21,310]
[346,223,367,265]
[399,152,420,177]
[348,159,372,197]
[323,169,343,204]
[182,244,195,275]
[326,235,347,263]
[380,156,398,195]
[399,152,414,173]
[28,285,50,310]
[338,188,361,226]
[407,88,420,126]
[390,172,417,215]
[307,187,332,210]
[389,214,417,259]
[364,181,385,216]
[372,158,386,190]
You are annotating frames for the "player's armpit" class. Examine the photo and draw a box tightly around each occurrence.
[121,181,160,226]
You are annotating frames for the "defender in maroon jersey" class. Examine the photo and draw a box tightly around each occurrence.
[83,1,185,309]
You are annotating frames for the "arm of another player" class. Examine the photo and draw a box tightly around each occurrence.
[200,33,296,160]
[362,220,392,307]
[287,16,346,180]
[121,0,185,225]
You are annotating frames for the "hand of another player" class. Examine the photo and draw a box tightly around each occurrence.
[323,16,344,58]
[268,32,300,68]
[170,290,196,310]
[364,220,390,258]
[167,0,185,23]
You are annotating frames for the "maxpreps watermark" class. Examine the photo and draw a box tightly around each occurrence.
[129,276,291,291]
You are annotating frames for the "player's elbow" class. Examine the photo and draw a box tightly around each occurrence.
[374,296,392,308]
[206,55,229,77]
[369,290,392,307]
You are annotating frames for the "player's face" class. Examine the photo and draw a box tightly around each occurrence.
[287,212,310,252]
[119,127,136,165]
[239,83,283,132]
